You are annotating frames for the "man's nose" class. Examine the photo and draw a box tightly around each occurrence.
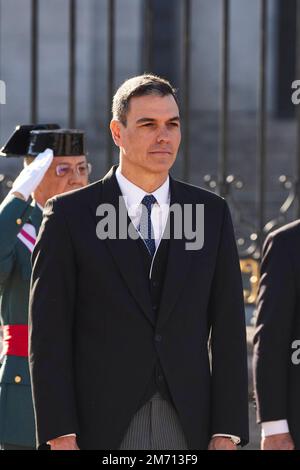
[68,169,82,183]
[156,126,170,142]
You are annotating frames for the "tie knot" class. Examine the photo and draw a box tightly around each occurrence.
[141,194,157,211]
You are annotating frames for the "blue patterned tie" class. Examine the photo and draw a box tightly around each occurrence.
[138,194,157,257]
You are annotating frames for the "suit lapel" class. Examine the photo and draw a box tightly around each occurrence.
[100,166,156,326]
[156,176,193,330]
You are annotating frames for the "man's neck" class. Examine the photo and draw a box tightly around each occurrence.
[32,194,44,209]
[119,163,168,193]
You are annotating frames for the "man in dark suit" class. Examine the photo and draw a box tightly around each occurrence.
[29,74,249,450]
[253,221,300,450]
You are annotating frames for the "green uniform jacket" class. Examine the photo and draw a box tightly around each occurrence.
[0,195,42,447]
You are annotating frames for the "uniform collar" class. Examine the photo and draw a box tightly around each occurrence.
[29,200,43,230]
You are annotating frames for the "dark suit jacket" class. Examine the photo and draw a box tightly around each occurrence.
[29,166,249,449]
[253,220,300,448]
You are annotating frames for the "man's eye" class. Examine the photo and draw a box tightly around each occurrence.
[142,123,154,127]
[169,122,179,127]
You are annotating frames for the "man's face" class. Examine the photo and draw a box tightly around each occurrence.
[111,94,181,176]
[34,155,89,203]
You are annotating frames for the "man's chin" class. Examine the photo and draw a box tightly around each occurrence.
[148,161,174,174]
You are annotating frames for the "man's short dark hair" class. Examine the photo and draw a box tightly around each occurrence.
[112,74,178,126]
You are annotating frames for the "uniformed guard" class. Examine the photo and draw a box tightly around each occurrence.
[0,124,91,449]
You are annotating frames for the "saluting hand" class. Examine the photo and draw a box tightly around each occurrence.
[10,148,54,201]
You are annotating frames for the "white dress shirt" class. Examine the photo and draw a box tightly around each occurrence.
[115,166,170,253]
[261,420,289,437]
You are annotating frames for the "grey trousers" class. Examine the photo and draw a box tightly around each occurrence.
[119,392,189,450]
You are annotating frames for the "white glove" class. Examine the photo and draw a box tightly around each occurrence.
[9,148,54,201]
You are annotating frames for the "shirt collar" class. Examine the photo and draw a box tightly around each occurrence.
[36,202,44,211]
[115,166,170,208]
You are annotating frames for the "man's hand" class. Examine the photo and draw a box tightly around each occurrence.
[48,435,79,450]
[208,436,237,450]
[10,148,54,201]
[261,432,294,450]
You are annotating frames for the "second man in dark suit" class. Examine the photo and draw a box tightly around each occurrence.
[253,221,300,450]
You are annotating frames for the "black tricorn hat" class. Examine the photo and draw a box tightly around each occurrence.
[0,123,60,158]
[28,129,86,157]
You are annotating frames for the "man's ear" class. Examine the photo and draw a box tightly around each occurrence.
[110,120,122,146]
